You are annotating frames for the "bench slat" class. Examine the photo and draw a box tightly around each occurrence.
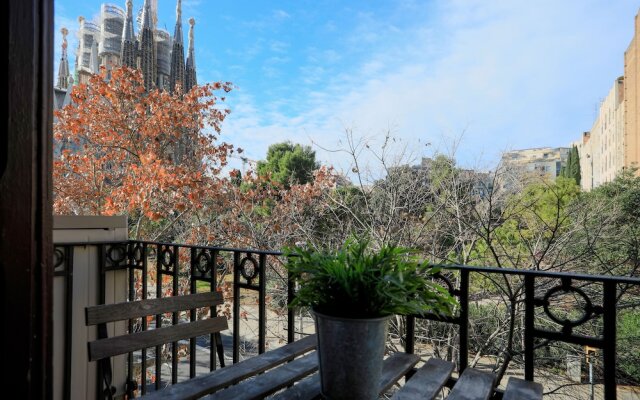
[211,352,318,400]
[503,377,543,400]
[140,334,317,400]
[391,358,455,400]
[88,316,228,361]
[447,368,497,400]
[272,352,420,400]
[86,292,224,325]
[270,374,320,400]
[379,353,421,393]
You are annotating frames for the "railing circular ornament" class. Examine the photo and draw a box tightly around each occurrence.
[107,245,127,264]
[239,255,259,281]
[160,248,174,269]
[132,244,144,263]
[432,272,455,295]
[195,251,211,274]
[147,247,157,260]
[542,284,594,328]
[217,260,227,274]
[54,248,65,271]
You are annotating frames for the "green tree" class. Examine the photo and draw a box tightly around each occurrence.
[475,176,581,269]
[257,142,319,188]
[571,169,640,277]
[560,146,581,185]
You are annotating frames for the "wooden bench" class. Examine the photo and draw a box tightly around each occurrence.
[138,337,417,400]
[86,320,540,400]
[87,292,543,400]
[391,358,544,400]
[141,334,319,399]
[85,291,227,399]
[221,352,541,400]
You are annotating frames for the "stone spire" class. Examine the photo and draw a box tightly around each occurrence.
[56,27,71,89]
[121,0,137,68]
[90,38,100,74]
[185,17,197,90]
[169,0,185,93]
[139,0,156,89]
[62,76,74,107]
[73,41,80,83]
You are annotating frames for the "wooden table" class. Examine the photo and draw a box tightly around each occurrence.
[140,334,542,400]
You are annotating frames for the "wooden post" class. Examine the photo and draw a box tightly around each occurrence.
[1,0,54,398]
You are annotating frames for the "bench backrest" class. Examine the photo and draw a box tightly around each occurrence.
[85,291,227,362]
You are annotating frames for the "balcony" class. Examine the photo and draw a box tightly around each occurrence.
[49,217,639,400]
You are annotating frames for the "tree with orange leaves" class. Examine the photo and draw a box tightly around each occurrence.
[189,166,337,250]
[54,66,235,239]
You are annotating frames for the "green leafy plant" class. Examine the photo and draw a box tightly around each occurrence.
[285,239,457,318]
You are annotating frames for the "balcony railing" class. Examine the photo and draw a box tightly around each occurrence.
[53,240,640,399]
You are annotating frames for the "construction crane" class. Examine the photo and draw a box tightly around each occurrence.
[229,154,258,174]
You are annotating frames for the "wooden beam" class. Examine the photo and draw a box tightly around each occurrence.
[447,368,497,400]
[2,0,54,398]
[391,358,455,400]
[503,377,543,400]
[210,353,318,400]
[88,317,228,361]
[379,353,421,394]
[86,292,224,325]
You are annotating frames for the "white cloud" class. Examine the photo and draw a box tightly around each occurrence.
[273,10,291,21]
[269,40,290,53]
[222,0,640,172]
[53,0,640,176]
[183,0,203,16]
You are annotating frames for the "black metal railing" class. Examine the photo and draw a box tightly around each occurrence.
[405,265,640,400]
[54,240,290,398]
[53,240,640,399]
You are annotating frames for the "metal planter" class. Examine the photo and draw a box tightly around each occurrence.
[313,310,390,400]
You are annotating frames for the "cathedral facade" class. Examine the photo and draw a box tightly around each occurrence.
[55,0,198,110]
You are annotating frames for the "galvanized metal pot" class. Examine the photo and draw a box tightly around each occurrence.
[313,310,390,400]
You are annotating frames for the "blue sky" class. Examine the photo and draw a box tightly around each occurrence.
[55,0,640,174]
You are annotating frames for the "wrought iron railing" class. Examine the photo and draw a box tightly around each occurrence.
[405,265,640,399]
[54,240,640,399]
[54,240,291,398]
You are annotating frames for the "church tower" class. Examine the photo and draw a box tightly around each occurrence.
[120,0,137,68]
[185,18,197,91]
[169,0,185,93]
[54,28,73,111]
[60,1,200,94]
[138,0,156,89]
[90,38,100,74]
[99,4,125,73]
[56,28,71,89]
[76,16,100,85]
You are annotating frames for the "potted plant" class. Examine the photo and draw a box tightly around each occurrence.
[285,239,456,399]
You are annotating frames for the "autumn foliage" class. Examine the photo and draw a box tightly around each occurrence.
[54,66,234,237]
[181,166,336,249]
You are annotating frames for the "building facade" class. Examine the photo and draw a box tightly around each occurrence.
[55,0,198,109]
[574,11,640,191]
[625,12,640,173]
[574,77,625,191]
[500,147,570,181]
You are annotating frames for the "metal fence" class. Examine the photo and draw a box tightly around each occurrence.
[54,240,640,399]
[405,265,640,399]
